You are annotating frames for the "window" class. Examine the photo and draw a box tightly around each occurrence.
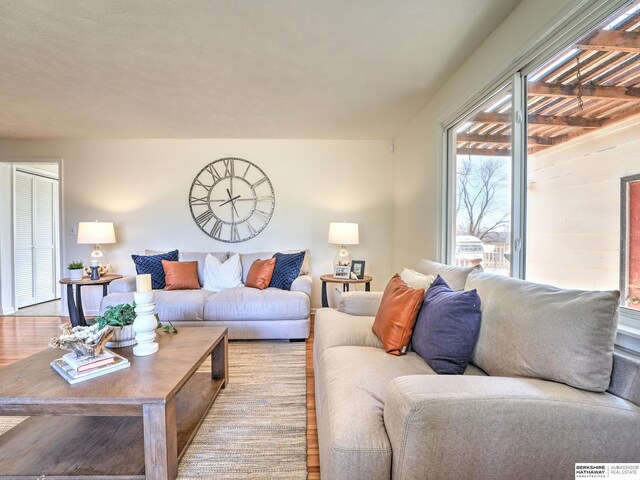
[622,174,640,312]
[443,0,640,349]
[448,86,513,276]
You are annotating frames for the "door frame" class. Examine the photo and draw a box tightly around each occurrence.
[0,157,64,314]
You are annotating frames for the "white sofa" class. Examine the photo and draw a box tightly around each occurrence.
[100,250,311,340]
[314,260,640,480]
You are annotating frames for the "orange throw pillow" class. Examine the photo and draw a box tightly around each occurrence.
[245,258,276,290]
[162,260,200,290]
[372,274,425,355]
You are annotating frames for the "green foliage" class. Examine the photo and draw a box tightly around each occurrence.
[67,260,84,270]
[157,318,178,334]
[95,302,136,328]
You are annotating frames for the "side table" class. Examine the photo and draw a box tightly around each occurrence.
[59,274,123,327]
[320,274,372,308]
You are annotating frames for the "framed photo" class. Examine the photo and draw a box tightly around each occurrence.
[334,265,350,279]
[351,260,365,279]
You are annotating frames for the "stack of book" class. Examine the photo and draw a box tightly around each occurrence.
[51,349,130,384]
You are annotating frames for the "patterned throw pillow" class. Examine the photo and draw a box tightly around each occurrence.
[131,250,179,290]
[412,275,482,374]
[269,251,305,290]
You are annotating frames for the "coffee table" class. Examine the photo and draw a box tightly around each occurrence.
[0,326,228,479]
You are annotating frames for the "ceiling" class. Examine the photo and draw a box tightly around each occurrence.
[0,0,521,139]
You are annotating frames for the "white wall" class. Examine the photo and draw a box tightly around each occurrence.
[527,115,640,291]
[0,164,13,314]
[0,139,393,312]
[392,0,578,270]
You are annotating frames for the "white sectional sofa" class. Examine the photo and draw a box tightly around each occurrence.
[100,250,311,340]
[314,260,640,480]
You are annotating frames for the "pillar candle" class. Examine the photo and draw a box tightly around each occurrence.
[136,274,152,292]
[90,259,99,267]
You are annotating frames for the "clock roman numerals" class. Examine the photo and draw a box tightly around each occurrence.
[189,158,275,243]
[195,209,214,226]
[252,177,267,188]
[223,158,234,177]
[190,195,209,206]
[205,164,221,183]
[210,220,223,238]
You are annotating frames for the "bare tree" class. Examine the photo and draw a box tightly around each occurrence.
[456,157,509,242]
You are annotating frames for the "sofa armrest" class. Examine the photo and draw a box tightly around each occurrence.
[337,291,383,316]
[290,274,312,297]
[384,375,640,480]
[109,276,136,293]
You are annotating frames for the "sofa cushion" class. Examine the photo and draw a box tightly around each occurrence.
[400,268,435,289]
[239,250,310,283]
[314,308,383,358]
[204,286,310,321]
[146,249,228,287]
[467,272,620,392]
[203,253,243,292]
[162,260,200,290]
[270,251,305,290]
[412,276,482,374]
[414,259,481,291]
[316,346,436,480]
[100,289,211,321]
[245,258,276,290]
[131,249,179,289]
[372,275,425,355]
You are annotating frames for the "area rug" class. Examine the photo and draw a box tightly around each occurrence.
[0,340,307,479]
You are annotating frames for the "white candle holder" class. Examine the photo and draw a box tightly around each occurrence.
[132,290,159,356]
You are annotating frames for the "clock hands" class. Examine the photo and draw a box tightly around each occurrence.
[220,188,240,217]
[219,195,241,207]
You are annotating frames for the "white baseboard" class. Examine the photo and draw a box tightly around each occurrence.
[2,307,16,315]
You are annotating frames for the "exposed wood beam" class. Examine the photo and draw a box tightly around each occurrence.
[457,148,512,157]
[471,112,604,128]
[577,30,640,53]
[601,102,640,127]
[456,147,548,157]
[528,81,640,101]
[457,133,564,146]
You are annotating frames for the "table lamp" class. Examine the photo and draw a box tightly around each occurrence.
[328,222,359,276]
[77,221,116,276]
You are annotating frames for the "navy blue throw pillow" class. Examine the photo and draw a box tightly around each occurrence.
[131,250,179,290]
[412,275,482,375]
[269,251,305,290]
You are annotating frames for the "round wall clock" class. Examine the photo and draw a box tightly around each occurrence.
[189,157,275,243]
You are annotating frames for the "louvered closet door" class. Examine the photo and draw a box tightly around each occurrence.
[14,171,59,308]
[15,172,34,307]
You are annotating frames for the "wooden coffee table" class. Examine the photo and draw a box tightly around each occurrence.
[0,326,228,479]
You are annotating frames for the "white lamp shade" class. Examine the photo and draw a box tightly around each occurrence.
[77,221,116,244]
[328,222,359,245]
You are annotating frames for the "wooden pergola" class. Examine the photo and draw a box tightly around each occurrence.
[457,3,640,157]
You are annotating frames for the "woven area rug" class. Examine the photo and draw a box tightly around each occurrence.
[0,340,307,479]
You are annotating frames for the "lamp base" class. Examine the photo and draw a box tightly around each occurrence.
[333,246,352,277]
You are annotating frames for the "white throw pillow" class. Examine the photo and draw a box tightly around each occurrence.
[203,253,243,292]
[400,268,435,289]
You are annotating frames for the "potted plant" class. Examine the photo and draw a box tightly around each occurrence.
[95,303,137,348]
[67,260,84,281]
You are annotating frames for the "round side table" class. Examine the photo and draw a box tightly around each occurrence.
[320,274,372,308]
[59,274,123,327]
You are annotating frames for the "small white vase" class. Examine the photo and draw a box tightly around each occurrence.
[105,325,137,348]
[68,269,83,281]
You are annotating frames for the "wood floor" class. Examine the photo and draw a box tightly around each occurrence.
[0,314,321,479]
